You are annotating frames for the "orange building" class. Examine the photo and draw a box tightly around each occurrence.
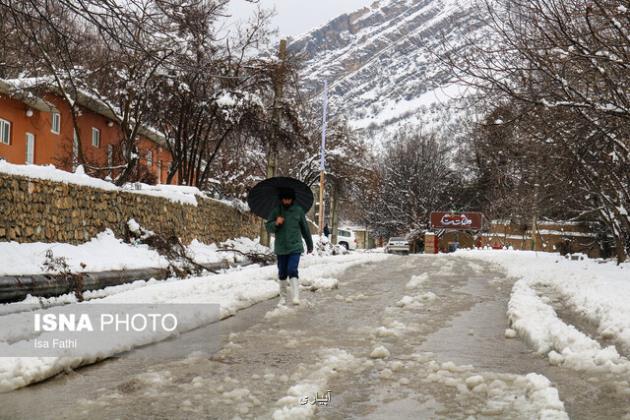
[0,78,175,184]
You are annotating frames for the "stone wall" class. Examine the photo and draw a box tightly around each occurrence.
[480,221,601,257]
[0,173,259,245]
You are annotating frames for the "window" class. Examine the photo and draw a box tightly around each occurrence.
[0,119,11,145]
[51,112,61,134]
[91,128,100,148]
[146,151,153,168]
[25,133,35,164]
[157,160,163,184]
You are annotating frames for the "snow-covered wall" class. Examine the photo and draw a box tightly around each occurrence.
[0,172,258,245]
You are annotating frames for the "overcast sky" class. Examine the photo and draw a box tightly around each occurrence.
[225,0,374,38]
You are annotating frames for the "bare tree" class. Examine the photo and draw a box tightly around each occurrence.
[354,131,463,239]
[439,0,630,261]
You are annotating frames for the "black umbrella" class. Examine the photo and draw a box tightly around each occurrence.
[247,177,314,219]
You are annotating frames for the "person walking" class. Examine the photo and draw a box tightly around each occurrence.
[266,188,314,306]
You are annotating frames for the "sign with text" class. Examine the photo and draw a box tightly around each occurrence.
[430,212,484,230]
[0,303,221,357]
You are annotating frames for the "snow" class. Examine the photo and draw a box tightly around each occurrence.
[220,237,272,258]
[0,229,168,276]
[0,252,392,392]
[421,358,569,419]
[0,160,235,207]
[406,273,429,289]
[465,374,485,390]
[122,182,201,206]
[127,218,141,234]
[370,345,391,359]
[186,240,222,264]
[375,320,408,338]
[505,328,517,339]
[264,304,297,320]
[216,92,237,107]
[535,229,597,238]
[457,249,630,373]
[396,292,437,309]
[291,0,484,146]
[0,225,281,278]
[350,83,470,130]
[0,161,117,191]
[300,277,339,291]
[271,348,359,420]
[188,237,271,266]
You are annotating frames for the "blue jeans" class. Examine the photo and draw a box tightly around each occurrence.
[277,253,301,280]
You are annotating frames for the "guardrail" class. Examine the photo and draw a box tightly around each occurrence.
[0,261,235,304]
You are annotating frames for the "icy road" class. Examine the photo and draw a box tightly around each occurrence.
[2,255,629,419]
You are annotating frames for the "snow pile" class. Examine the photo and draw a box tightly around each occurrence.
[395,292,438,309]
[264,304,297,320]
[299,277,339,291]
[0,225,272,278]
[220,237,273,260]
[0,229,168,276]
[370,345,391,359]
[0,161,118,191]
[505,328,518,338]
[421,359,568,419]
[508,276,629,371]
[122,183,201,206]
[186,240,223,265]
[271,348,360,419]
[406,273,429,289]
[311,235,348,256]
[375,320,408,338]
[458,250,630,372]
[127,218,142,234]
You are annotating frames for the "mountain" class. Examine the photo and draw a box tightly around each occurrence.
[289,0,486,144]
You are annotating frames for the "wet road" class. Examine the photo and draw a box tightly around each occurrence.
[1,255,627,419]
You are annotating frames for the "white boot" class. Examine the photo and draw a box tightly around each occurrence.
[278,280,288,306]
[289,277,300,305]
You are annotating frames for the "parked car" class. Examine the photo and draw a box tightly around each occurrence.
[386,237,410,254]
[336,228,358,250]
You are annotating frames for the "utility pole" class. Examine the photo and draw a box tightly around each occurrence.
[318,80,328,235]
[261,39,287,247]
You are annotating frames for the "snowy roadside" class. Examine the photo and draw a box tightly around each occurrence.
[0,252,390,393]
[456,250,630,373]
[0,230,169,276]
[0,230,269,277]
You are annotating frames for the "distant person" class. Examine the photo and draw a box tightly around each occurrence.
[266,188,314,306]
[323,224,330,238]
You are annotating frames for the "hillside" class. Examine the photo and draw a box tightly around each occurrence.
[290,0,486,144]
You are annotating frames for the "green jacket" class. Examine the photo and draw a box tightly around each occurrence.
[265,204,314,256]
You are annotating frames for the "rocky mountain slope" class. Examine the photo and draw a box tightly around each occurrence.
[289,0,487,144]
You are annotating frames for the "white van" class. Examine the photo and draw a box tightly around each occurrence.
[336,228,358,250]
